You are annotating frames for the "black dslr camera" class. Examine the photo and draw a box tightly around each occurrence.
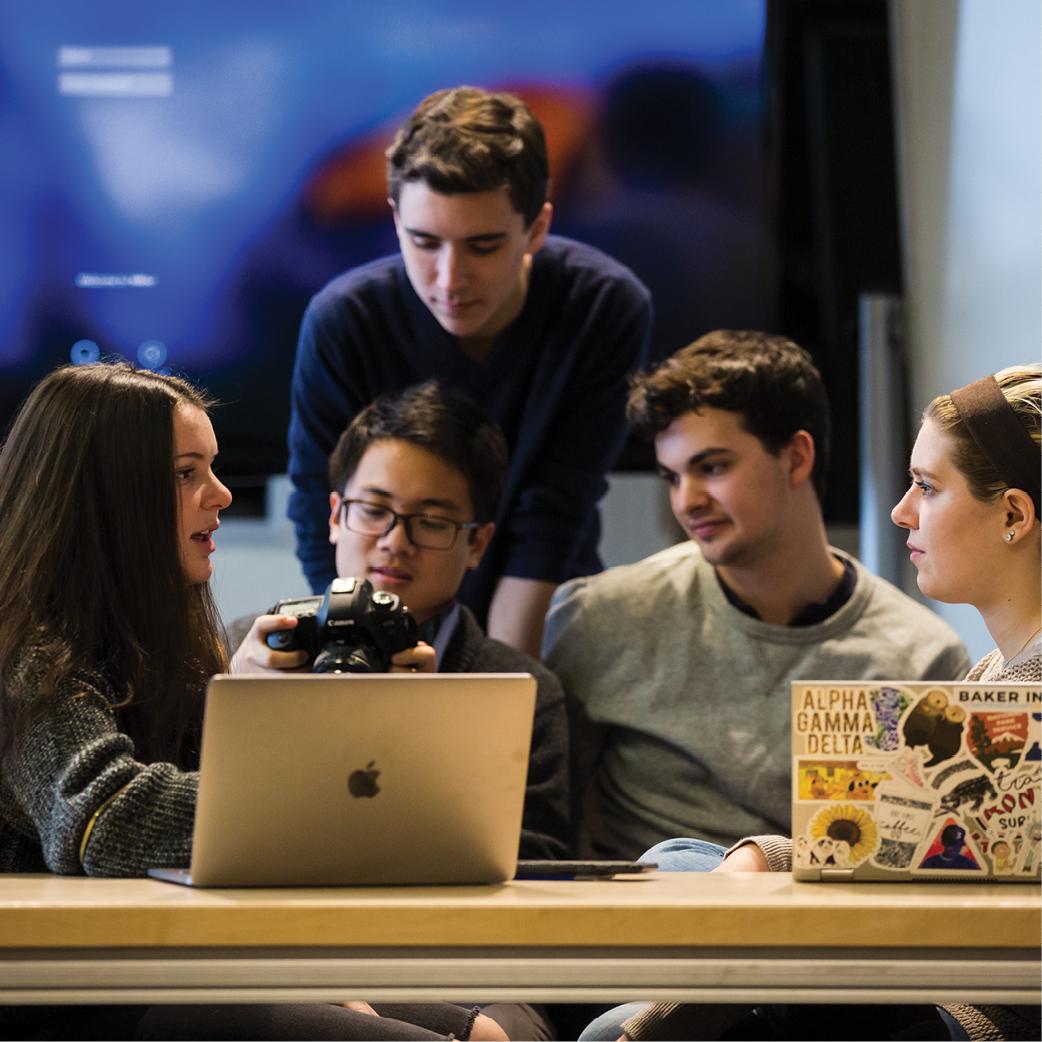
[266,577,417,673]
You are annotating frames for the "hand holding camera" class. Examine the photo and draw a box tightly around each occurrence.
[263,577,419,674]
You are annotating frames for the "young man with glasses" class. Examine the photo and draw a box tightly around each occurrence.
[232,381,567,1042]
[235,380,568,862]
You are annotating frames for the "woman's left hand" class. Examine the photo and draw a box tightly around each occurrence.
[389,641,436,674]
[713,844,770,873]
[229,614,309,674]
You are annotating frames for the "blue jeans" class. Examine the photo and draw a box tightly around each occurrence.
[579,838,966,1041]
[638,836,728,872]
[578,840,727,1041]
[578,1002,653,1041]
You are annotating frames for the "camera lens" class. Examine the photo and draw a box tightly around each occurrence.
[313,640,383,674]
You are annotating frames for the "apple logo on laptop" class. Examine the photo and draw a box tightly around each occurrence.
[348,761,380,798]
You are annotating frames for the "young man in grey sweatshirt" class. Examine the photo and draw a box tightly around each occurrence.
[542,329,969,861]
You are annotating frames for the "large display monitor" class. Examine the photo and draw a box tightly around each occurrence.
[0,1,772,481]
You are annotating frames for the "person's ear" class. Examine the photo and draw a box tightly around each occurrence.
[466,522,496,569]
[525,202,553,254]
[328,491,342,546]
[388,197,402,235]
[783,430,816,489]
[1001,487,1038,544]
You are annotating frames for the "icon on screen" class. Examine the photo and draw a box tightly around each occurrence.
[137,340,168,369]
[70,339,100,365]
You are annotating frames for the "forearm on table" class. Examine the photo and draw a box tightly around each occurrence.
[722,834,792,873]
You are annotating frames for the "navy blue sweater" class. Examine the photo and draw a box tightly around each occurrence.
[287,236,652,625]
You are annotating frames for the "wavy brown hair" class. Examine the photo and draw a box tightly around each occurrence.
[386,86,549,225]
[0,363,227,769]
[627,330,832,502]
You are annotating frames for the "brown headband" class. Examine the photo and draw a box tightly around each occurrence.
[948,374,1040,515]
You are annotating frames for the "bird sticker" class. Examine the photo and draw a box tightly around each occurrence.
[902,689,949,749]
[923,704,967,768]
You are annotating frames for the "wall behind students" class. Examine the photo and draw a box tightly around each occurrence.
[211,474,685,626]
[212,475,861,629]
[890,0,1042,661]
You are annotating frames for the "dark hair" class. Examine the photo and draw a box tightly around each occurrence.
[627,329,831,501]
[386,86,549,226]
[940,824,966,846]
[0,363,227,769]
[329,381,508,524]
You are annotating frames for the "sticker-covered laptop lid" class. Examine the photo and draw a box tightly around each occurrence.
[791,681,1041,882]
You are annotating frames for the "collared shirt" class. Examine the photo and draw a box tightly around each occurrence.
[715,557,857,627]
[415,603,462,670]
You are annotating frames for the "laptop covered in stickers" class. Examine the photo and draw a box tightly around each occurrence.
[790,681,1041,882]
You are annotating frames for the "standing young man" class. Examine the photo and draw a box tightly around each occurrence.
[543,330,970,860]
[288,86,652,657]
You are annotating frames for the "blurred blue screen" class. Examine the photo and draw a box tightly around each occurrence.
[0,0,771,476]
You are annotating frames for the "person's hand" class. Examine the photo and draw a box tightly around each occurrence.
[712,843,770,873]
[389,641,436,674]
[229,614,309,674]
[340,1001,379,1016]
[470,1013,509,1041]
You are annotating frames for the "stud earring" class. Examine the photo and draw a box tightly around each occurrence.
[1005,530,1015,542]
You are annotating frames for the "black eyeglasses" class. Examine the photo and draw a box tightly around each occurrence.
[340,499,481,550]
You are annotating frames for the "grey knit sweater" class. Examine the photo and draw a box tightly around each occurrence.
[0,649,197,876]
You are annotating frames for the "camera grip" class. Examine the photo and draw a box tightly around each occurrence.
[265,630,297,651]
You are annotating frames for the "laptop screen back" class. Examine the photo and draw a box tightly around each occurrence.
[791,681,1041,882]
[186,673,536,886]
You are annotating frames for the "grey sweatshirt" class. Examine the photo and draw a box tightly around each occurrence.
[543,541,970,858]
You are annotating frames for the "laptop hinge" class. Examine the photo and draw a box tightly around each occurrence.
[819,868,856,882]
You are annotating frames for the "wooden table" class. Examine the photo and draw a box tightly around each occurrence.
[0,872,1038,1006]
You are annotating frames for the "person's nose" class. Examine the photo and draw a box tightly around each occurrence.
[208,473,233,511]
[377,514,415,554]
[674,474,710,515]
[435,244,468,295]
[890,485,917,530]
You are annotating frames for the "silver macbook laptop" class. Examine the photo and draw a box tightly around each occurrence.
[791,680,1041,882]
[149,673,536,887]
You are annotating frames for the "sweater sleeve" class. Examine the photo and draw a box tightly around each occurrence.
[921,640,973,683]
[500,271,652,582]
[725,834,793,872]
[542,577,610,855]
[456,614,571,860]
[287,293,373,594]
[6,670,197,877]
[519,659,572,859]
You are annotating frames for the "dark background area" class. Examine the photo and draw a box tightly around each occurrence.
[0,0,901,525]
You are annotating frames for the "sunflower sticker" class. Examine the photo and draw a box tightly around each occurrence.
[807,803,879,866]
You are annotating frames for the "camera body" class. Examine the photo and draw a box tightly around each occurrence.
[266,577,417,673]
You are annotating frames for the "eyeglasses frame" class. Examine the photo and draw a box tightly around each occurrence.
[339,498,483,551]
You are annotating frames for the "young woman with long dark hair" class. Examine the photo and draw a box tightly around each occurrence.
[0,363,504,1041]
